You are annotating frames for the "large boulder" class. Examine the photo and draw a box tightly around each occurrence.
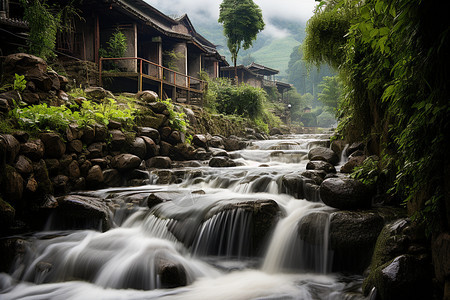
[3,53,47,75]
[111,154,141,171]
[141,136,159,158]
[363,255,432,300]
[56,195,111,231]
[308,146,339,165]
[329,210,385,273]
[320,177,373,209]
[281,174,315,200]
[39,133,66,158]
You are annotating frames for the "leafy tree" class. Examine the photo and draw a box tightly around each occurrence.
[317,76,342,112]
[218,0,265,79]
[20,0,61,59]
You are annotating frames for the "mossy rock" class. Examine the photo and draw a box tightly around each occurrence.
[0,196,15,229]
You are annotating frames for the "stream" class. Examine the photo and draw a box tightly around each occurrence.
[0,134,370,300]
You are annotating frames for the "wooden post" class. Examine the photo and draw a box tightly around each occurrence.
[138,58,142,92]
[94,15,100,64]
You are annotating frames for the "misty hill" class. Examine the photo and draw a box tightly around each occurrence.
[188,16,306,80]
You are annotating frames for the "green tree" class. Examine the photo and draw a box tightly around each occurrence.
[218,0,265,79]
[317,76,342,112]
[20,0,61,59]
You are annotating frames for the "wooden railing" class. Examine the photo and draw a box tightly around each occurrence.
[99,57,206,94]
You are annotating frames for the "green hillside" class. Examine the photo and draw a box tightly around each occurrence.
[247,36,300,80]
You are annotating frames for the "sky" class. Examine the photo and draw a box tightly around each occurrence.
[145,0,318,37]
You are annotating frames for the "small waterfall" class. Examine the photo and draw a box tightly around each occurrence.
[192,208,252,258]
[263,201,332,274]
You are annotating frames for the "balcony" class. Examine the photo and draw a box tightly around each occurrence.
[99,57,206,106]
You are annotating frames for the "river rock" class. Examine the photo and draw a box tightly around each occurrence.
[194,148,211,161]
[329,210,385,273]
[81,126,95,145]
[364,255,432,300]
[223,136,247,151]
[192,134,207,148]
[20,139,45,161]
[68,160,81,178]
[15,155,33,174]
[269,127,282,135]
[39,133,66,158]
[111,154,141,171]
[170,143,195,161]
[136,90,158,102]
[308,147,339,165]
[160,126,172,140]
[301,170,327,185]
[140,136,159,158]
[52,175,69,195]
[157,257,187,288]
[86,165,104,187]
[320,177,373,209]
[340,155,367,173]
[138,127,160,143]
[331,139,347,157]
[67,139,83,153]
[148,101,167,113]
[346,141,365,156]
[127,137,147,159]
[306,160,336,173]
[103,169,122,187]
[2,166,24,203]
[209,156,236,167]
[85,87,108,101]
[32,159,53,196]
[21,92,39,104]
[147,156,172,169]
[281,173,316,200]
[94,124,108,142]
[56,195,110,231]
[3,53,47,76]
[208,136,224,148]
[87,142,105,159]
[110,130,126,150]
[1,134,20,164]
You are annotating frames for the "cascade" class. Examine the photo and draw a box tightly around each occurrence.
[0,134,370,299]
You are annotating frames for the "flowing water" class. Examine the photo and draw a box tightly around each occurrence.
[0,134,368,300]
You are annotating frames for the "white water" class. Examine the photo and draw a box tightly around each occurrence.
[0,134,368,299]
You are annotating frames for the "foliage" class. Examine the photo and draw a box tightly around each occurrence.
[159,99,188,133]
[304,0,450,234]
[218,0,265,71]
[20,0,60,59]
[10,99,136,134]
[13,74,27,92]
[350,156,380,186]
[316,111,336,128]
[317,76,342,113]
[99,28,128,58]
